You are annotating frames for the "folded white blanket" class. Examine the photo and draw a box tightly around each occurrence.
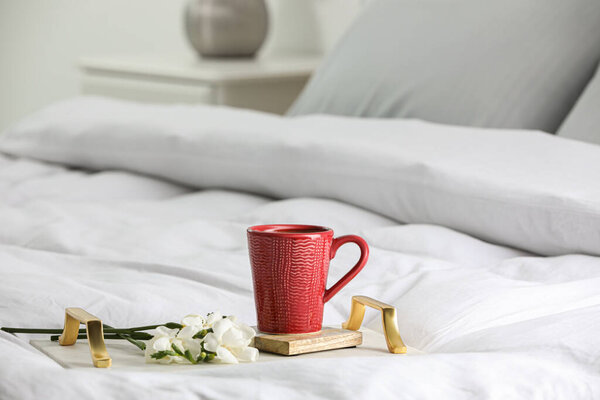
[2,96,599,256]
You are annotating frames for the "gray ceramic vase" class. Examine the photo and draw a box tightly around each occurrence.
[184,0,269,58]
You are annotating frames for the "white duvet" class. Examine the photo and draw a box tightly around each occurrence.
[1,98,600,399]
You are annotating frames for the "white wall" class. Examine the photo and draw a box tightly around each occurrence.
[0,0,364,131]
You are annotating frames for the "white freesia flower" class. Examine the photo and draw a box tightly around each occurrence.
[181,314,206,329]
[176,315,205,360]
[145,326,187,364]
[203,316,258,364]
[176,314,205,354]
[145,313,258,365]
[205,312,223,328]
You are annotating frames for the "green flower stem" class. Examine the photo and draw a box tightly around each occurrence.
[49,332,153,342]
[1,328,74,334]
[104,324,146,351]
[1,323,181,336]
[2,322,184,354]
[119,323,182,332]
[2,327,144,335]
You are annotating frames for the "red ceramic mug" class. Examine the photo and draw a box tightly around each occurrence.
[247,224,369,334]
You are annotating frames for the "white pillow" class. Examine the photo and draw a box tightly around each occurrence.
[2,97,600,256]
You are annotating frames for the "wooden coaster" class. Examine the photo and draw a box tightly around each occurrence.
[253,327,362,356]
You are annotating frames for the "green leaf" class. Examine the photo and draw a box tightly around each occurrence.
[171,343,185,356]
[184,349,197,364]
[193,328,212,339]
[164,323,183,329]
[130,332,153,340]
[150,350,177,359]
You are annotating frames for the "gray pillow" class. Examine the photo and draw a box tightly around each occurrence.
[288,0,600,133]
[557,63,600,145]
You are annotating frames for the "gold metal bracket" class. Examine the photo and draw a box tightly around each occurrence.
[58,307,111,368]
[342,295,407,354]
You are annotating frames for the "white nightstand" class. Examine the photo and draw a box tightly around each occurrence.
[78,55,320,115]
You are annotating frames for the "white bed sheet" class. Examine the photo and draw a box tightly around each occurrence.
[1,152,599,399]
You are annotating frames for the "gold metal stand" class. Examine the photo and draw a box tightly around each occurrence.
[58,307,111,368]
[342,295,407,354]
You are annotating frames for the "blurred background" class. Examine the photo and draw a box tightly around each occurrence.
[0,0,366,131]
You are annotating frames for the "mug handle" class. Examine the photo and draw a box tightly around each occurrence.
[324,235,369,303]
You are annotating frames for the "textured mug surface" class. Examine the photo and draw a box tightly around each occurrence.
[247,224,369,334]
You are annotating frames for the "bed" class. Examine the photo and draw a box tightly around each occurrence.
[2,0,600,398]
[0,96,600,399]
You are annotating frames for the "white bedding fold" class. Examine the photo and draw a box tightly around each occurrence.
[1,97,599,256]
[2,141,600,399]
